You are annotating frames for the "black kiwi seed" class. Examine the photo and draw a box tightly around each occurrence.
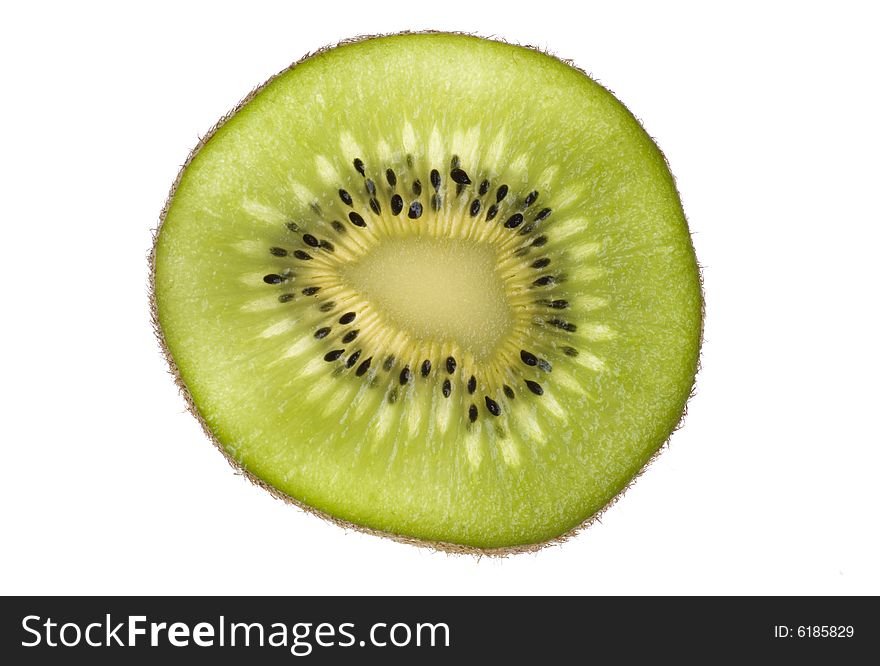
[548,319,577,332]
[319,240,335,252]
[468,404,478,423]
[430,169,441,190]
[451,155,460,169]
[339,189,353,206]
[442,379,451,398]
[408,201,423,219]
[503,385,515,399]
[412,179,422,195]
[278,293,295,303]
[391,194,403,215]
[356,357,372,376]
[470,199,481,216]
[314,327,331,339]
[496,184,509,202]
[348,212,367,227]
[513,247,530,258]
[400,366,411,385]
[302,286,320,296]
[324,349,344,362]
[446,356,457,374]
[269,246,288,257]
[518,224,534,236]
[302,234,319,247]
[467,375,477,394]
[485,396,501,417]
[320,301,336,312]
[431,193,442,211]
[331,220,346,234]
[524,190,539,206]
[386,168,397,187]
[353,157,365,176]
[365,179,376,196]
[285,221,300,232]
[293,250,312,261]
[532,235,548,247]
[537,358,553,373]
[520,350,538,366]
[342,329,359,344]
[532,258,551,269]
[504,213,524,229]
[486,204,499,221]
[388,389,398,404]
[549,299,569,309]
[420,359,431,377]
[563,346,579,357]
[479,179,490,196]
[263,274,283,284]
[339,312,356,325]
[383,355,395,371]
[346,350,361,368]
[450,168,471,185]
[369,197,381,214]
[535,208,552,221]
[525,380,544,396]
[532,276,556,287]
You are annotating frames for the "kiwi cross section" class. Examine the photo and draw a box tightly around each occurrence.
[263,156,571,426]
[151,33,702,552]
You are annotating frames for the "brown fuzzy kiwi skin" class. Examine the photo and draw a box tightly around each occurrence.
[148,31,705,557]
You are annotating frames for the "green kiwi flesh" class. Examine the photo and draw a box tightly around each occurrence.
[151,33,702,552]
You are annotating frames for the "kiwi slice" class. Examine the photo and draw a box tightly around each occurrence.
[151,33,702,553]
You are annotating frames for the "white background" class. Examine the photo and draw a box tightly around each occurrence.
[2,1,878,595]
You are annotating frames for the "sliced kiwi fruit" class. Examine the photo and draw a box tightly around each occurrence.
[150,33,702,553]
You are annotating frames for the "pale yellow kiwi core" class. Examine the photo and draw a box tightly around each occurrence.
[339,237,513,360]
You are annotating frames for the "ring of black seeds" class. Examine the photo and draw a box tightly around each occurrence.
[257,157,590,427]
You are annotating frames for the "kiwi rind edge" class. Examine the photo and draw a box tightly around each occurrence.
[148,30,705,556]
